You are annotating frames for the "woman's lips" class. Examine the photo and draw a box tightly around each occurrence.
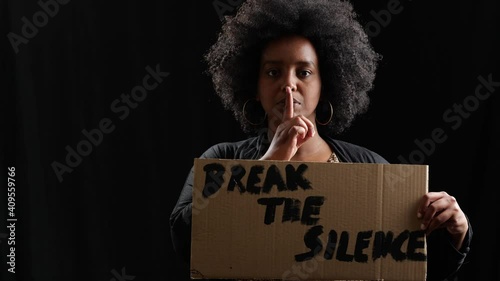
[277,98,301,105]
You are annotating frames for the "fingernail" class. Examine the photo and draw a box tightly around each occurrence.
[420,223,425,230]
[417,213,422,218]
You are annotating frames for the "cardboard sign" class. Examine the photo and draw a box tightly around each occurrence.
[191,158,428,281]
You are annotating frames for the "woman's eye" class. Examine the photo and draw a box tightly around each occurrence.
[298,70,311,77]
[266,69,279,77]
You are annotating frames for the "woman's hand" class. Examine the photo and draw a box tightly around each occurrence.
[260,87,315,160]
[417,191,469,250]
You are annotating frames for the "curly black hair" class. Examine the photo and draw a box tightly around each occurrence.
[204,0,381,136]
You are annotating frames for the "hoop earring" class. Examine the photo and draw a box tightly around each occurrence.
[315,100,333,126]
[243,99,266,126]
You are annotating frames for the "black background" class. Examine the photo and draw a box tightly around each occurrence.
[2,0,499,280]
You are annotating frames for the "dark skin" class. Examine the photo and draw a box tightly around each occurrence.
[258,35,329,162]
[257,34,469,250]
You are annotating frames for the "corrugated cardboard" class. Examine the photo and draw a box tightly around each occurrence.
[191,158,428,281]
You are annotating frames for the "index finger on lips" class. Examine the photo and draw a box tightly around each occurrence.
[283,86,294,121]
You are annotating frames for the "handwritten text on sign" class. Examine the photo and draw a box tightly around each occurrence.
[200,162,426,264]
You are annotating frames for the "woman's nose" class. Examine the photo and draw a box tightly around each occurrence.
[280,72,297,92]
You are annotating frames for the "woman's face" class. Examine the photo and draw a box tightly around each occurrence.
[257,35,322,129]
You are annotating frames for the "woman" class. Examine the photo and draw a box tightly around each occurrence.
[170,0,472,280]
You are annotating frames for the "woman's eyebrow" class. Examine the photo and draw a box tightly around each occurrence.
[296,61,316,67]
[261,60,317,67]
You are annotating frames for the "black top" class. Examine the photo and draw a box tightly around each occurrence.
[170,133,472,281]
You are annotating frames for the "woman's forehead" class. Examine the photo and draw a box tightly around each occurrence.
[260,35,319,64]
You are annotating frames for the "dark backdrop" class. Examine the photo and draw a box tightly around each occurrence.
[2,0,499,280]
